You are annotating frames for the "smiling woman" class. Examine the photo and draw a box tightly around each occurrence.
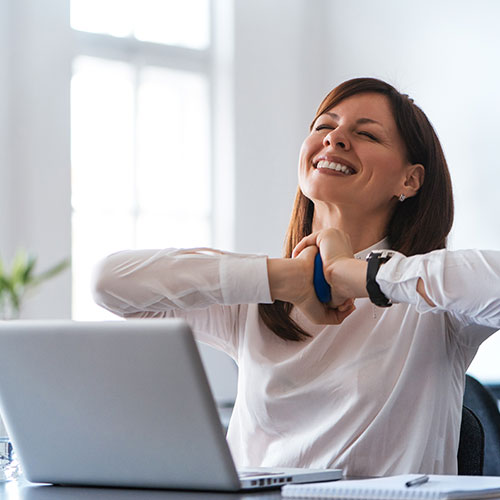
[93,77,500,477]
[306,79,452,255]
[260,78,453,341]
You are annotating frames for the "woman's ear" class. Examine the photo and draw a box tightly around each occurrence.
[403,163,425,198]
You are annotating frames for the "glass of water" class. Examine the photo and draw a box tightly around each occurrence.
[0,438,20,482]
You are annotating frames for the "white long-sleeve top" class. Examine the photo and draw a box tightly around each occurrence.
[92,240,500,476]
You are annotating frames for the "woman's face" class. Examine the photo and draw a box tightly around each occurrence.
[298,92,419,216]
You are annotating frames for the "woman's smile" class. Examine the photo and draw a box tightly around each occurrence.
[314,159,356,176]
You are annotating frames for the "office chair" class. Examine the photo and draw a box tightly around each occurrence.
[457,405,484,475]
[464,374,500,475]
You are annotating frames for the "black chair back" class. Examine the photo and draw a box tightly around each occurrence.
[457,405,484,475]
[464,374,500,475]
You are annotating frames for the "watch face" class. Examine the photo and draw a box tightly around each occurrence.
[367,250,395,262]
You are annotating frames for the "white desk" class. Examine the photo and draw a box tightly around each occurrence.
[1,477,283,499]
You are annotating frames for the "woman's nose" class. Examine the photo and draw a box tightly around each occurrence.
[323,128,350,150]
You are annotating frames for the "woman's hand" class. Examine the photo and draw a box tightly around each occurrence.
[293,228,368,307]
[292,245,356,324]
[267,245,355,325]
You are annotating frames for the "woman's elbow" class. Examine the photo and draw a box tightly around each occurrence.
[91,254,128,317]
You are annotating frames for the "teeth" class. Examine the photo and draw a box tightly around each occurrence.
[316,160,354,175]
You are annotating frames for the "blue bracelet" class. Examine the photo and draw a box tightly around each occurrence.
[313,253,332,303]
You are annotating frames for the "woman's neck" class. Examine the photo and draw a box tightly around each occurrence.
[311,203,389,254]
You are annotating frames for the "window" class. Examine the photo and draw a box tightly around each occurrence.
[70,0,212,319]
[70,0,209,49]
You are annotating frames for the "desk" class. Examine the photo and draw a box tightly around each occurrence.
[0,477,283,499]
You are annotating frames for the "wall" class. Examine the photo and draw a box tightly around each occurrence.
[2,0,72,319]
[323,0,500,381]
[0,0,12,259]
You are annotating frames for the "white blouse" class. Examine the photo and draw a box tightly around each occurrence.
[92,240,500,476]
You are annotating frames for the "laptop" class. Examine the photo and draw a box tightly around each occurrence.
[0,319,342,491]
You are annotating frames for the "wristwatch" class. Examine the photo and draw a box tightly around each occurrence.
[366,251,395,307]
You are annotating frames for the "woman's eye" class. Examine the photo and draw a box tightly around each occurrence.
[359,131,378,141]
[315,125,332,132]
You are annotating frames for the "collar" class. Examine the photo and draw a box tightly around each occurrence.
[354,237,391,260]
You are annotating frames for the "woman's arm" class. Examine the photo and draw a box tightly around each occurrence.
[324,253,435,307]
[377,249,500,328]
[92,248,273,355]
[292,228,435,307]
[294,229,500,333]
[93,245,355,332]
[92,248,272,315]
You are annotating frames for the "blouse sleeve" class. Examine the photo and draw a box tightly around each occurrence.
[376,249,500,346]
[91,248,273,357]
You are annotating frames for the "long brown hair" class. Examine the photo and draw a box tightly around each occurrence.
[258,77,454,341]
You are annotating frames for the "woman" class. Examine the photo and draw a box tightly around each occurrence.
[93,78,500,476]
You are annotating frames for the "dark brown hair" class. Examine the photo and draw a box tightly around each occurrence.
[258,77,454,341]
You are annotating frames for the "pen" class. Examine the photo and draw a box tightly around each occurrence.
[405,475,429,488]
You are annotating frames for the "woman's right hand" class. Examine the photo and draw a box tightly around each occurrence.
[293,228,367,307]
[268,246,356,325]
[293,245,356,325]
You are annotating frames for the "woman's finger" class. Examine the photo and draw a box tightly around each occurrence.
[336,303,356,321]
[322,302,356,324]
[336,298,355,312]
[292,232,320,258]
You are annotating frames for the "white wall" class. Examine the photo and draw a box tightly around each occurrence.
[323,0,500,381]
[0,0,12,259]
[2,0,72,319]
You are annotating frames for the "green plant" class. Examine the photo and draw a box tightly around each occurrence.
[0,250,70,319]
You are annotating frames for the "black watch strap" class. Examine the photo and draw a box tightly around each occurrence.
[366,251,394,307]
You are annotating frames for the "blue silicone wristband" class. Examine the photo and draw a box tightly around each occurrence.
[313,252,332,303]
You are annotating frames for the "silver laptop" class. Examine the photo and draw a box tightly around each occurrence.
[0,319,342,491]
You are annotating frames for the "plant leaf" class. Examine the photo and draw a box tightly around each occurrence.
[11,249,28,287]
[29,258,71,288]
[22,255,37,285]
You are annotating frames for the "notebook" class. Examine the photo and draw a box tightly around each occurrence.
[0,319,342,491]
[282,474,500,499]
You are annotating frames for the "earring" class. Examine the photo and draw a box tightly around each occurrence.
[398,194,406,202]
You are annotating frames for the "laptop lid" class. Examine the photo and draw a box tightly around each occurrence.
[0,319,341,491]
